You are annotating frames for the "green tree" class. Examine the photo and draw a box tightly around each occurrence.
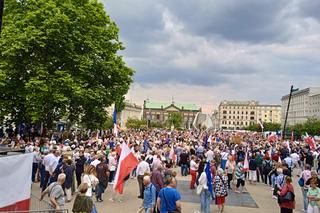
[290,118,320,136]
[126,118,147,129]
[166,112,183,129]
[0,0,133,130]
[264,122,281,131]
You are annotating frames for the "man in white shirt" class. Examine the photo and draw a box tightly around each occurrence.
[90,154,101,167]
[290,151,300,170]
[220,149,229,170]
[42,149,60,191]
[205,148,214,162]
[136,155,150,199]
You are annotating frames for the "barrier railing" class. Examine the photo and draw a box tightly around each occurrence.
[0,194,68,213]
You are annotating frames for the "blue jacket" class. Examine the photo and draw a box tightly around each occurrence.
[143,183,156,209]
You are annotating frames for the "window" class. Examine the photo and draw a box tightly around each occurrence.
[223,110,227,114]
[156,114,160,120]
[250,116,255,120]
[223,116,226,119]
[250,111,255,115]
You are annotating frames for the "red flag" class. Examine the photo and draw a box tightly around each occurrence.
[169,145,176,163]
[305,136,316,150]
[268,134,277,143]
[113,143,139,194]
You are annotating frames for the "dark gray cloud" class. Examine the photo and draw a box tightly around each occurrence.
[102,0,320,107]
[164,0,291,43]
[298,0,320,21]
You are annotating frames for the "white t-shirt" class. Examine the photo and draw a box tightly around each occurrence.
[82,174,99,197]
[205,150,214,162]
[190,160,198,171]
[290,153,300,163]
[90,159,101,167]
[221,152,229,160]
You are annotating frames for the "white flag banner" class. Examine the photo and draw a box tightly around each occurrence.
[0,153,33,211]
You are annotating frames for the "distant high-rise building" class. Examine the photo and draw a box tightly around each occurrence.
[281,87,320,126]
[218,100,281,130]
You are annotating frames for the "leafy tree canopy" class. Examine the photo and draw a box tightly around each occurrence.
[0,0,133,130]
[166,112,183,129]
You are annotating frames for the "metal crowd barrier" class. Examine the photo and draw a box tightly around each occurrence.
[0,194,68,213]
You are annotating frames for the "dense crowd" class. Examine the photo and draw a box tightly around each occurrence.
[1,129,320,213]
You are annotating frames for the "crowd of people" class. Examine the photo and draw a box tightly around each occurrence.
[1,129,320,213]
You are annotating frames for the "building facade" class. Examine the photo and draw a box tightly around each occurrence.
[281,87,320,126]
[105,102,142,129]
[119,102,142,128]
[218,100,281,130]
[256,105,282,124]
[143,100,201,129]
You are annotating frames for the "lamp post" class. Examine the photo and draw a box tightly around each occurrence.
[282,85,299,140]
[0,0,4,34]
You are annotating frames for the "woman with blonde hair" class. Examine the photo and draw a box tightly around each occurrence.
[72,183,94,213]
[225,156,235,189]
[82,165,99,197]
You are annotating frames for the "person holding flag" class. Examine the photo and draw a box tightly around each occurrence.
[197,161,213,213]
[113,106,119,137]
[111,141,139,201]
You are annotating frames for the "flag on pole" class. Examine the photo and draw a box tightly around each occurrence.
[268,134,277,143]
[207,134,212,145]
[305,133,316,150]
[169,145,176,163]
[0,154,33,211]
[205,161,214,198]
[243,152,249,172]
[113,106,118,137]
[113,142,139,194]
[258,120,264,131]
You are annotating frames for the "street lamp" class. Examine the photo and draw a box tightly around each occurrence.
[282,85,299,140]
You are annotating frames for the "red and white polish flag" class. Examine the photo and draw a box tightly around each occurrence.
[0,153,33,211]
[169,145,176,163]
[113,142,139,194]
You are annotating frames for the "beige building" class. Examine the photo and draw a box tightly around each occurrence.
[119,102,142,128]
[281,87,320,126]
[105,102,142,129]
[218,100,281,130]
[257,105,281,124]
[143,100,201,129]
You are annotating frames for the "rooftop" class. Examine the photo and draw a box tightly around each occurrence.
[281,87,320,100]
[144,101,199,111]
[219,100,259,106]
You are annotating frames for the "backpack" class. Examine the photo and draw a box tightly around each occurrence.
[146,156,153,165]
[263,160,272,172]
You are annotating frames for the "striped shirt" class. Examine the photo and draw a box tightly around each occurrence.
[235,162,245,180]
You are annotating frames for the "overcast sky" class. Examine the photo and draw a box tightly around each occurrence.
[102,0,320,113]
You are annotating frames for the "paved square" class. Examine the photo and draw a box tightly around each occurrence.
[177,180,258,208]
